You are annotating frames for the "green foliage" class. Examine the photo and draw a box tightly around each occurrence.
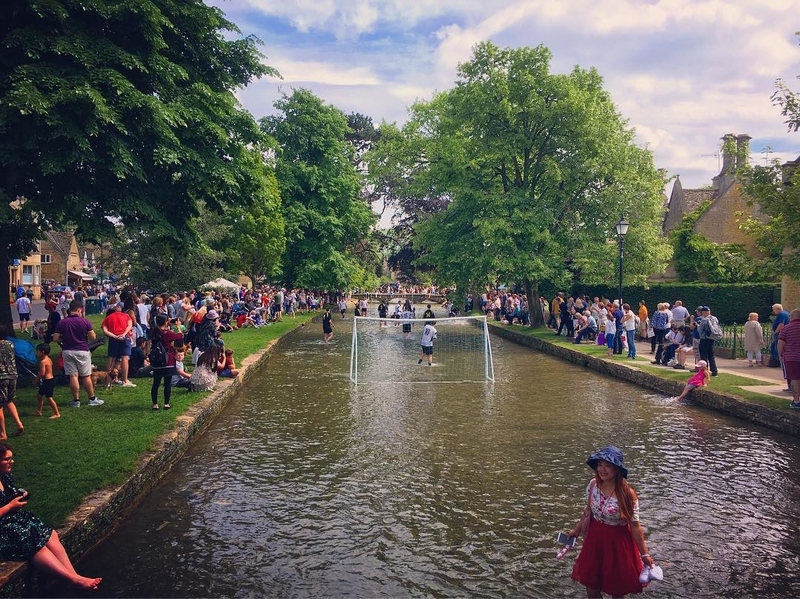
[738,163,800,281]
[218,167,286,287]
[669,201,772,283]
[773,32,800,133]
[1,0,277,329]
[261,89,377,290]
[376,42,670,323]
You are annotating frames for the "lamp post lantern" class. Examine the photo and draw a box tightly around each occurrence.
[615,217,629,306]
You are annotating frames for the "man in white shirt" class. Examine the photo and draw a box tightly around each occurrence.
[418,321,437,365]
[15,294,31,335]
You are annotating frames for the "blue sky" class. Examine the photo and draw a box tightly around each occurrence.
[210,0,800,190]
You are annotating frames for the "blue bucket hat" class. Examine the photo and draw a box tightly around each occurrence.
[586,446,628,479]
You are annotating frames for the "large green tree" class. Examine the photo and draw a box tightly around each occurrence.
[773,32,800,132]
[378,42,670,323]
[739,163,800,281]
[260,89,377,290]
[1,0,276,332]
[218,168,286,287]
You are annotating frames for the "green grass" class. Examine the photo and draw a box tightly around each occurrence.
[501,323,792,411]
[9,312,314,526]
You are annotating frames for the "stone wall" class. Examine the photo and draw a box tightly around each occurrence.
[489,325,800,438]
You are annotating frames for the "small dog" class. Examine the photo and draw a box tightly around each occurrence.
[91,368,120,389]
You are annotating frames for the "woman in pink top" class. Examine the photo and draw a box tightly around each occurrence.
[671,360,711,401]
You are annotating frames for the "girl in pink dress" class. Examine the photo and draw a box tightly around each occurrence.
[568,446,656,597]
[671,359,711,401]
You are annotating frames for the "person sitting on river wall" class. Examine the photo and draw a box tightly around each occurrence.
[670,360,711,402]
[0,443,102,591]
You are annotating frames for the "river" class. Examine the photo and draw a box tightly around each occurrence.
[72,316,800,598]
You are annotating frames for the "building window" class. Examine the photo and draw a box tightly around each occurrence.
[42,254,52,264]
[22,265,33,285]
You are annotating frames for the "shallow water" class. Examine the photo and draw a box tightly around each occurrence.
[75,317,800,598]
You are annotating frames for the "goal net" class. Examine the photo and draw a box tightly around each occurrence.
[349,315,495,384]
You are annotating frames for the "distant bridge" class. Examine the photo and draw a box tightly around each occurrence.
[351,292,446,305]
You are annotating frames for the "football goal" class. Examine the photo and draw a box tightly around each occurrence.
[349,315,495,384]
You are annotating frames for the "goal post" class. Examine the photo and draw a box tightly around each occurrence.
[349,315,495,384]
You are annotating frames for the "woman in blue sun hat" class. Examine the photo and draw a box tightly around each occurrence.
[567,446,657,596]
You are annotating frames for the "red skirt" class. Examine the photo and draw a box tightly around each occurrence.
[571,518,644,596]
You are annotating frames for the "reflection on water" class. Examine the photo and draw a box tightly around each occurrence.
[75,317,800,598]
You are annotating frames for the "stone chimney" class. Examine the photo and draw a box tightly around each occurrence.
[735,134,751,170]
[720,133,736,175]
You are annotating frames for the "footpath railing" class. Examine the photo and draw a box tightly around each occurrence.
[715,322,774,360]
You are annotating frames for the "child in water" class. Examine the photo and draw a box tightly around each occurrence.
[671,360,711,401]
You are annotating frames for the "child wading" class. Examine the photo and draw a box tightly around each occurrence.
[418,321,437,366]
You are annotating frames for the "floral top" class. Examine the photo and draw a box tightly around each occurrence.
[587,480,639,525]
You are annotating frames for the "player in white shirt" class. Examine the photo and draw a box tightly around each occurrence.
[418,321,437,365]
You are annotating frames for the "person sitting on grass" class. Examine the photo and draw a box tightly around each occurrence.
[171,346,192,389]
[672,327,695,370]
[217,349,240,378]
[671,360,711,402]
[189,345,224,392]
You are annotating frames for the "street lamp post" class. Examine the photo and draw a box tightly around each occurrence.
[615,217,629,306]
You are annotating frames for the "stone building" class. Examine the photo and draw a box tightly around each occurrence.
[657,133,766,280]
[39,231,93,288]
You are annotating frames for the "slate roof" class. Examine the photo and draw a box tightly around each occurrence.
[43,231,76,257]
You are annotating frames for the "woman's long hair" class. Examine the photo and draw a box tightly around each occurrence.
[196,345,221,369]
[594,469,638,522]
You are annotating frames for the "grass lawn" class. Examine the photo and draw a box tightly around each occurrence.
[8,312,314,526]
[501,324,793,412]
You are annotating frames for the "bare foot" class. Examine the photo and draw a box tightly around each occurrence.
[72,576,102,591]
[50,414,61,419]
[34,412,43,417]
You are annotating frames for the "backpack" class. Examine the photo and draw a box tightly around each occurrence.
[706,316,723,340]
[148,331,168,368]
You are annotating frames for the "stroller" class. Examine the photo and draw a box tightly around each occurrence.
[8,336,39,388]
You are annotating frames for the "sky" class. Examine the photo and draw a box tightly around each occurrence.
[208,0,800,192]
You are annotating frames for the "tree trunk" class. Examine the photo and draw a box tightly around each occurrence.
[524,279,545,328]
[0,242,16,338]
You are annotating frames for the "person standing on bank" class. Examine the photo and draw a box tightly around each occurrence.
[778,309,800,409]
[149,315,183,411]
[569,446,655,597]
[743,312,765,367]
[697,306,719,377]
[0,443,102,591]
[52,300,104,408]
[771,303,792,390]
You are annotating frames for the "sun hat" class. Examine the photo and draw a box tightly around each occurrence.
[205,310,219,320]
[696,360,708,368]
[586,445,628,479]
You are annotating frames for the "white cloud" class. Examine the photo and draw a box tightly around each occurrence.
[212,0,800,189]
